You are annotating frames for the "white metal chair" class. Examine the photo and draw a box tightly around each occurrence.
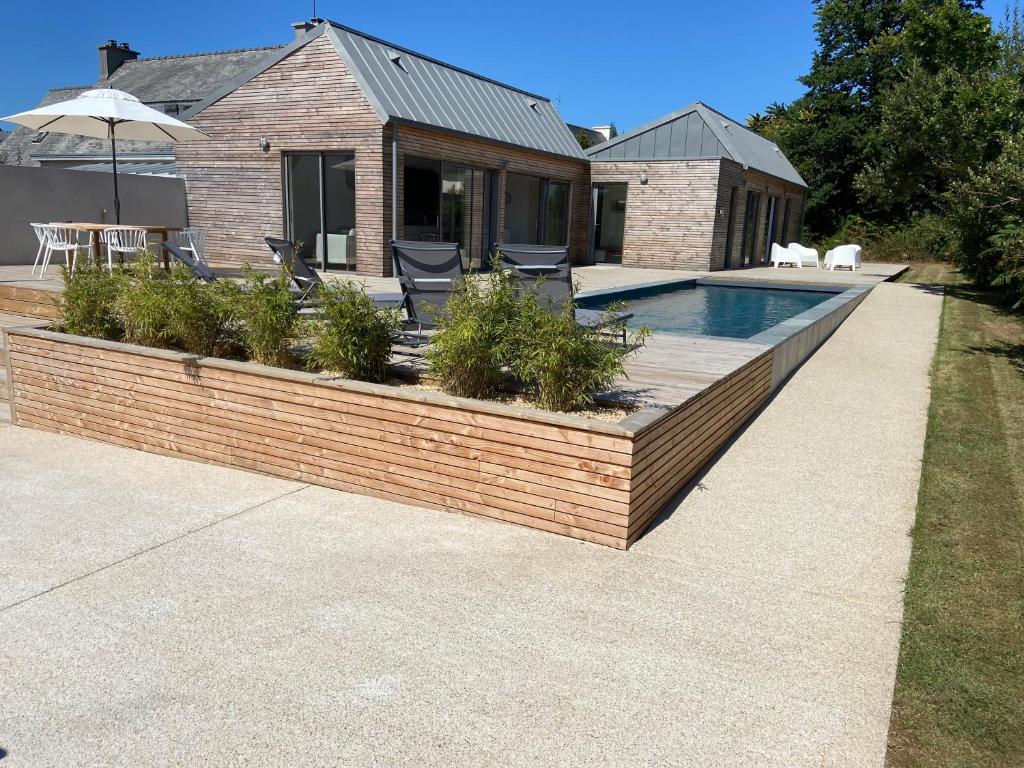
[170,226,207,263]
[38,225,91,276]
[100,226,148,272]
[30,223,51,277]
[787,243,820,268]
[825,244,862,271]
[770,242,802,268]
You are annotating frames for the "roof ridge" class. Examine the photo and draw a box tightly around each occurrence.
[130,45,283,63]
[48,84,92,92]
[325,20,551,102]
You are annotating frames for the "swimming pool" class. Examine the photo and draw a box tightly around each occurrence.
[589,282,836,339]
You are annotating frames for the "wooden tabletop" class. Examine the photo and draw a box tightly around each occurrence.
[54,223,179,233]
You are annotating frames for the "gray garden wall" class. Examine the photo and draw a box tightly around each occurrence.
[0,165,187,265]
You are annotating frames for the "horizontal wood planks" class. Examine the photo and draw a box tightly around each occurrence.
[0,285,60,320]
[8,329,775,549]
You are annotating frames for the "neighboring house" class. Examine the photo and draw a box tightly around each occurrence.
[587,103,807,270]
[0,39,283,174]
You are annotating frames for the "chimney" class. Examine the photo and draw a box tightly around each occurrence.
[291,20,316,39]
[98,40,139,79]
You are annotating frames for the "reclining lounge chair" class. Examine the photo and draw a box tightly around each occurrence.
[495,243,632,341]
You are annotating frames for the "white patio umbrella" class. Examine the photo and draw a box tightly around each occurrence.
[1,88,210,223]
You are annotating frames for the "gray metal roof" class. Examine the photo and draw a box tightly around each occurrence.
[1,46,282,166]
[586,102,806,187]
[66,160,177,176]
[187,22,587,160]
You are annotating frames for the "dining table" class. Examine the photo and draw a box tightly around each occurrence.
[54,223,179,270]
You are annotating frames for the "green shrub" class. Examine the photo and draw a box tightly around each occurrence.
[817,214,954,263]
[305,282,400,383]
[229,268,298,367]
[509,295,649,412]
[116,250,175,348]
[59,262,124,340]
[164,265,236,357]
[426,265,521,399]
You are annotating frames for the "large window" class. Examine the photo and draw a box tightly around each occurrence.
[404,157,490,270]
[740,191,760,267]
[284,152,356,271]
[503,173,570,247]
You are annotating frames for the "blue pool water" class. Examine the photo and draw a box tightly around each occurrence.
[598,284,834,339]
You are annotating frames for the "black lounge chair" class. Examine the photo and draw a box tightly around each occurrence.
[161,242,218,283]
[264,237,403,310]
[390,239,465,343]
[494,242,632,340]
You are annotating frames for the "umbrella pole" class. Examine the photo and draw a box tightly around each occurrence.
[110,122,121,224]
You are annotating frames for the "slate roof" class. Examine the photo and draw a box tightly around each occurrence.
[586,101,806,187]
[188,21,587,161]
[1,46,281,167]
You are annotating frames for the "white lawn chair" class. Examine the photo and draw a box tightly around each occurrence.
[38,225,91,276]
[825,244,862,271]
[100,226,148,272]
[770,242,802,268]
[787,243,820,268]
[170,226,207,264]
[30,223,51,277]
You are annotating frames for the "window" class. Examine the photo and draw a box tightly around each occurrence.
[283,152,356,271]
[504,173,570,246]
[740,191,760,266]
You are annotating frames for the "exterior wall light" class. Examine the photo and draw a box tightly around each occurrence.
[639,172,649,185]
[258,136,271,152]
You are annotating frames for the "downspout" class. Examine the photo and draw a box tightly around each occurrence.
[391,122,398,276]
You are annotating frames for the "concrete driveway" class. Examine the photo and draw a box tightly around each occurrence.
[0,282,941,767]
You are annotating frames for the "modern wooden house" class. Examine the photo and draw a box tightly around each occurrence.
[177,21,590,276]
[586,103,808,271]
[175,21,807,276]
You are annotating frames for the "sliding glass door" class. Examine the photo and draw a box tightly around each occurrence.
[403,157,490,270]
[284,152,356,271]
[592,183,627,264]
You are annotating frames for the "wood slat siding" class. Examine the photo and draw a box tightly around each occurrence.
[7,328,774,549]
[590,159,722,270]
[590,158,808,272]
[624,350,773,543]
[176,36,387,276]
[0,285,61,320]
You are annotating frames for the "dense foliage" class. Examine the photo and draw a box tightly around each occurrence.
[222,268,298,367]
[425,265,522,399]
[59,262,124,340]
[305,282,400,383]
[750,0,1024,305]
[427,263,648,411]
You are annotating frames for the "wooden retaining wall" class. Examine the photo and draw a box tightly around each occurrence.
[4,328,774,549]
[0,285,60,321]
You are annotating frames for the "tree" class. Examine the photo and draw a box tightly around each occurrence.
[751,0,988,236]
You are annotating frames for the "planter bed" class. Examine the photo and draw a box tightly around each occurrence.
[3,326,774,548]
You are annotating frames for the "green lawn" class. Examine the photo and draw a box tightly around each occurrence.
[886,264,1024,766]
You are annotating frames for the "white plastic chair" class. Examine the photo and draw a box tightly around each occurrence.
[770,242,802,268]
[38,225,91,276]
[170,226,207,263]
[825,244,862,271]
[100,227,148,272]
[787,243,820,268]
[30,223,51,277]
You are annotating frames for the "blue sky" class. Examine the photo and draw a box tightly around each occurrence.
[0,0,1015,133]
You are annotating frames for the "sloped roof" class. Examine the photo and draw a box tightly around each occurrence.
[1,46,281,166]
[188,21,587,160]
[586,102,806,187]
